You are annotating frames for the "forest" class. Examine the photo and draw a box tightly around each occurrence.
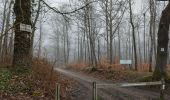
[0,0,170,100]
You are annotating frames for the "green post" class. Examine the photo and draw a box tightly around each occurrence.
[160,78,165,100]
[93,82,97,100]
[55,83,60,100]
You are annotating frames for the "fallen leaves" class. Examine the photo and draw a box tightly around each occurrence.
[0,58,73,100]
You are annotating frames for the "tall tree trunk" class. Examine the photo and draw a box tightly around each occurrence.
[13,0,32,72]
[105,0,109,62]
[137,25,142,65]
[9,10,15,59]
[38,12,43,58]
[153,1,170,79]
[118,25,121,59]
[63,24,67,64]
[149,0,155,72]
[86,0,97,67]
[0,0,8,62]
[143,13,146,63]
[57,30,60,62]
[98,38,100,63]
[2,0,13,62]
[66,21,69,63]
[153,0,157,66]
[129,0,137,70]
[149,20,153,72]
[31,0,41,59]
[128,23,131,61]
[83,29,87,63]
[109,0,113,64]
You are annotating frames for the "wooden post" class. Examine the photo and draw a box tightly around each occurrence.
[160,78,165,100]
[93,82,97,100]
[55,83,60,100]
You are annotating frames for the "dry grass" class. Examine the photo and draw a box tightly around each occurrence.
[31,58,72,99]
[68,58,170,75]
[67,59,155,83]
[67,63,88,70]
[138,63,151,72]
[97,58,150,72]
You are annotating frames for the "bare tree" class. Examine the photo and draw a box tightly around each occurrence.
[128,0,137,70]
[0,0,8,62]
[37,10,43,58]
[100,0,127,64]
[148,0,156,72]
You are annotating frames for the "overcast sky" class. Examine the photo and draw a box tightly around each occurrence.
[46,0,142,13]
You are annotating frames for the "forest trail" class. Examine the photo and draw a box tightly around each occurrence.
[55,68,170,100]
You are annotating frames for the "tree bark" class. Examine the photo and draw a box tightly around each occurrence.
[31,0,41,59]
[129,0,137,70]
[2,0,13,62]
[13,0,32,72]
[143,13,146,63]
[149,0,155,72]
[137,24,142,65]
[0,0,8,62]
[38,11,43,58]
[153,1,170,79]
[118,25,121,59]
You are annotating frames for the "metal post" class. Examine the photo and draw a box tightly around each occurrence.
[55,83,60,100]
[93,82,97,100]
[160,78,165,100]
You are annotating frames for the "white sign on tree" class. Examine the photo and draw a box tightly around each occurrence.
[20,23,32,33]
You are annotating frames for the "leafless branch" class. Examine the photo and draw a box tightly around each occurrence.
[40,0,97,15]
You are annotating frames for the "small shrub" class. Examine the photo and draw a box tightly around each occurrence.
[0,69,12,90]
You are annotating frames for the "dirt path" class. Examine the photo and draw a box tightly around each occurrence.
[55,68,170,100]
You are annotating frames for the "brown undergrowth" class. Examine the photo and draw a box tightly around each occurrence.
[67,59,163,82]
[67,58,170,83]
[0,58,73,100]
[68,58,170,73]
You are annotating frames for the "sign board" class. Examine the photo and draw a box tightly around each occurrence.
[120,60,132,65]
[20,23,32,32]
[161,48,165,52]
